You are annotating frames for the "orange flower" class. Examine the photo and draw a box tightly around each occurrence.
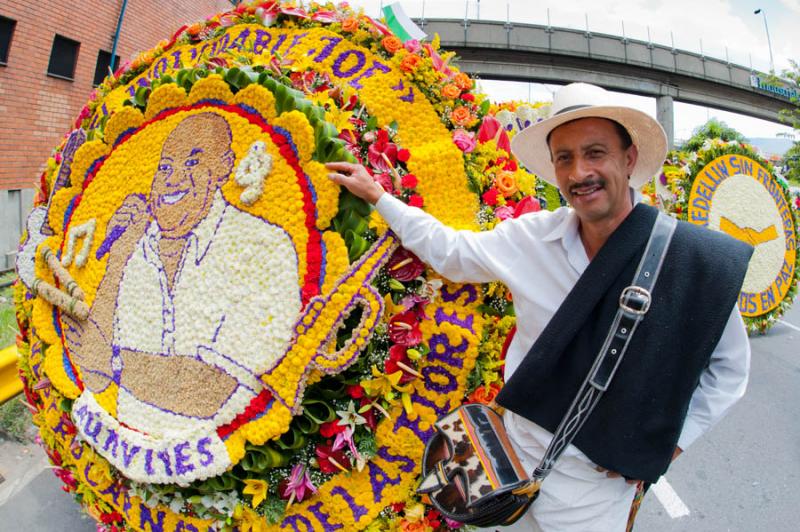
[399,54,422,72]
[441,83,461,99]
[341,17,359,33]
[454,72,473,90]
[382,36,404,54]
[450,106,472,126]
[399,521,428,532]
[495,170,519,197]
[186,22,203,36]
[468,383,502,405]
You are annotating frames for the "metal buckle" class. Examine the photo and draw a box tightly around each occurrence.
[619,286,651,315]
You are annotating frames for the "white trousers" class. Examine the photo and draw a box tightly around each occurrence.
[482,432,638,532]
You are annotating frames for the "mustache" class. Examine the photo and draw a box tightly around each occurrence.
[569,178,605,195]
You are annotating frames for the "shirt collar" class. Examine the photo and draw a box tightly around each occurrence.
[541,208,580,243]
[144,190,228,265]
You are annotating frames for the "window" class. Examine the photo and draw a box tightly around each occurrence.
[47,34,80,80]
[93,50,120,86]
[0,15,15,65]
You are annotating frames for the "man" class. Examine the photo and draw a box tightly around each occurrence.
[326,83,752,531]
[64,112,301,439]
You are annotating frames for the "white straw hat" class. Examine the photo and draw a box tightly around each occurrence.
[510,83,667,189]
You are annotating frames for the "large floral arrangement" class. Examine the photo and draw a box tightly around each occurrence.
[13,2,547,530]
[643,138,799,334]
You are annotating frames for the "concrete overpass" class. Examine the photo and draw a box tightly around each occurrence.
[418,18,797,148]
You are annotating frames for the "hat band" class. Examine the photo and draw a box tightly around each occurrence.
[553,104,591,116]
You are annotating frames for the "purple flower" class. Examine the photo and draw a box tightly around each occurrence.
[659,172,668,186]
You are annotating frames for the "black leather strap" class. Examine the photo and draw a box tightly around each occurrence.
[532,212,677,481]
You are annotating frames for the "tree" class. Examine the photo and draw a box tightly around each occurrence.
[783,141,800,185]
[680,118,746,152]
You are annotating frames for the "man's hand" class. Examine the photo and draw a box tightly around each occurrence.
[325,162,385,205]
[102,193,149,260]
[62,314,114,393]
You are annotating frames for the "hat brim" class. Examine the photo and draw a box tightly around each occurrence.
[510,106,668,189]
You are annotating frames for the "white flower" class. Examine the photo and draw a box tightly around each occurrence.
[234,140,272,205]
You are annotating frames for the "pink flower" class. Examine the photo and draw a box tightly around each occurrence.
[399,293,431,318]
[514,196,542,217]
[367,129,398,172]
[332,426,361,461]
[452,129,476,153]
[387,248,425,281]
[445,517,464,528]
[280,464,316,503]
[494,205,514,220]
[404,39,422,53]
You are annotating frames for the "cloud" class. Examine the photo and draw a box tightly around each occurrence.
[778,0,800,14]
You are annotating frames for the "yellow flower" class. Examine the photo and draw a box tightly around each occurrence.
[361,365,412,403]
[243,478,269,508]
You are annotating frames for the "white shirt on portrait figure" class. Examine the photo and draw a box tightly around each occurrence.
[376,193,750,532]
[113,190,302,438]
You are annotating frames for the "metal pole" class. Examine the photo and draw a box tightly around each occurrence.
[109,0,129,72]
[754,9,775,72]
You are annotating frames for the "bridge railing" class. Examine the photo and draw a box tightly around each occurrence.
[360,0,775,74]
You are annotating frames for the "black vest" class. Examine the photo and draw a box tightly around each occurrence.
[495,204,753,483]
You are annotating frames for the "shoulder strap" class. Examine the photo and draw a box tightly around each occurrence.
[531,212,677,482]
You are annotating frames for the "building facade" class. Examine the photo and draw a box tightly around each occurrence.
[0,0,232,270]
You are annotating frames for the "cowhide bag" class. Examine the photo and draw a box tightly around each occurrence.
[417,213,676,527]
[418,403,539,527]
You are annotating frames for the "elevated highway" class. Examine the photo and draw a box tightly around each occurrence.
[418,19,797,147]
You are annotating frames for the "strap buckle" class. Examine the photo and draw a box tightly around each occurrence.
[619,286,651,315]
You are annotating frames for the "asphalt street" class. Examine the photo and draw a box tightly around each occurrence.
[0,304,797,531]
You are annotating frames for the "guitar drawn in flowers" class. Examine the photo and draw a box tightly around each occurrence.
[719,216,779,247]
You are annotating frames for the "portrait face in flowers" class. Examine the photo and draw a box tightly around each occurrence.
[150,113,235,239]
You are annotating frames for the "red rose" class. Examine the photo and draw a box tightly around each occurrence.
[388,310,423,346]
[397,148,411,162]
[460,93,475,102]
[409,194,424,208]
[346,384,365,399]
[504,159,518,171]
[387,248,425,281]
[482,188,499,206]
[400,173,418,189]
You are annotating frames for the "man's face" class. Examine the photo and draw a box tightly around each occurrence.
[150,115,233,238]
[548,117,638,225]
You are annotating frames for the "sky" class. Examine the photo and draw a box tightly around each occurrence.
[344,0,799,143]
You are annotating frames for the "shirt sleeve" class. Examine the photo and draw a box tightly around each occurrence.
[677,304,750,450]
[375,193,524,284]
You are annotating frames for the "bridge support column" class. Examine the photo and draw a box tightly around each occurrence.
[656,95,674,150]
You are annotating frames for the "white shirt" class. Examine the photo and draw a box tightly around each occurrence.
[377,192,749,462]
[113,191,301,436]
